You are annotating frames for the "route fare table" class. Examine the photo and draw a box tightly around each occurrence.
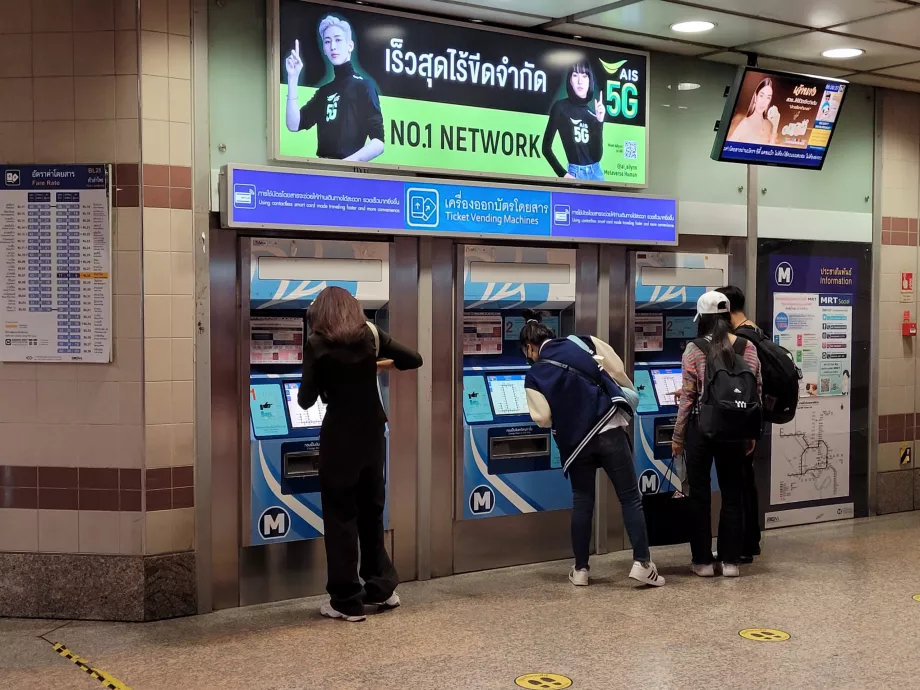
[0,165,112,363]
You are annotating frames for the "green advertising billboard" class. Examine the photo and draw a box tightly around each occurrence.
[272,0,649,188]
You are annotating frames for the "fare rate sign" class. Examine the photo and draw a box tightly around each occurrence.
[273,0,649,187]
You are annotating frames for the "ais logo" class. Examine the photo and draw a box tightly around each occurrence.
[259,506,291,540]
[600,59,639,120]
[469,485,495,515]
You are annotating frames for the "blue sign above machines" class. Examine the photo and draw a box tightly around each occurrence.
[221,165,678,245]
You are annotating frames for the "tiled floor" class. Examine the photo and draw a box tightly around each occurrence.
[2,512,920,689]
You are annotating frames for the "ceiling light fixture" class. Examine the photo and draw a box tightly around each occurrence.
[677,82,701,91]
[670,20,715,33]
[821,48,864,59]
[471,18,483,23]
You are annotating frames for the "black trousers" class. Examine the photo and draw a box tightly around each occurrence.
[319,423,397,616]
[741,452,761,557]
[685,418,746,565]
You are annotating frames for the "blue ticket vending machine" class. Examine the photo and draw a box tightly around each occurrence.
[247,238,391,545]
[459,245,578,521]
[632,251,729,545]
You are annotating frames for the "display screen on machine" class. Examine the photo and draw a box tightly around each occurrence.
[487,374,529,416]
[650,368,682,408]
[283,381,327,428]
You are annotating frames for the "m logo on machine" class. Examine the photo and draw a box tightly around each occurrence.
[469,485,495,515]
[775,262,794,287]
[259,506,291,539]
[638,469,660,495]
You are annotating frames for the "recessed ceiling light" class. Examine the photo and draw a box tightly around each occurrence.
[573,35,582,39]
[822,48,864,59]
[670,20,715,33]
[677,82,701,91]
[470,19,483,23]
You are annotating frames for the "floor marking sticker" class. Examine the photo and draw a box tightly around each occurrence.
[47,640,133,690]
[514,673,573,688]
[739,628,791,642]
[912,594,920,603]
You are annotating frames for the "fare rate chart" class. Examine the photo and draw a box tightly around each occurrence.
[0,165,112,363]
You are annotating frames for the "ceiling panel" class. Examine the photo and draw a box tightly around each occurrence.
[703,52,852,78]
[846,72,920,92]
[877,61,920,80]
[551,22,713,56]
[363,0,549,27]
[663,0,913,29]
[831,7,920,48]
[589,0,799,48]
[741,31,920,71]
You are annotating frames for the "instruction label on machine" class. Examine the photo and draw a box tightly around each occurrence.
[634,313,663,352]
[250,316,304,364]
[463,312,503,355]
[0,165,111,363]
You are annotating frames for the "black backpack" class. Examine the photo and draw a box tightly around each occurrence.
[736,325,801,424]
[693,337,762,442]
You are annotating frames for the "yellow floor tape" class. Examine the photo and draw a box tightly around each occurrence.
[48,641,133,690]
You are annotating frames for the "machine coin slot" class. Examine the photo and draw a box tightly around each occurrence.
[283,451,319,478]
[490,434,551,459]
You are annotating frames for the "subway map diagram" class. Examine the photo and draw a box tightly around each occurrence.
[770,396,850,505]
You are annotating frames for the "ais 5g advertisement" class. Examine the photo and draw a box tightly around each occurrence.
[273,0,649,187]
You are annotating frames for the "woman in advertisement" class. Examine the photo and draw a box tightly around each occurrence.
[727,77,781,146]
[299,287,423,622]
[542,61,607,181]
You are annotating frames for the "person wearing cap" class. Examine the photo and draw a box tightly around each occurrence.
[671,291,762,578]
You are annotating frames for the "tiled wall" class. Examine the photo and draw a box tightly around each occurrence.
[877,89,920,515]
[0,0,195,563]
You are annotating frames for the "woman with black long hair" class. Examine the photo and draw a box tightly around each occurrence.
[519,310,663,588]
[671,292,762,578]
[299,287,422,622]
[542,61,606,181]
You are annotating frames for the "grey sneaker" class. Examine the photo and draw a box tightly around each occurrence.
[692,563,716,577]
[721,562,740,577]
[320,602,366,622]
[569,567,589,586]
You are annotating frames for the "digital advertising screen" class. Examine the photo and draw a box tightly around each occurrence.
[273,0,649,187]
[650,368,682,408]
[250,383,290,437]
[487,374,530,416]
[712,67,849,170]
[283,381,327,428]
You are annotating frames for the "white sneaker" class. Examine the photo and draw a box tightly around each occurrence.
[692,563,716,577]
[629,561,665,587]
[371,593,400,609]
[320,602,366,622]
[569,567,589,586]
[721,562,740,578]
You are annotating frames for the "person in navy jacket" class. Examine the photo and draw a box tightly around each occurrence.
[520,310,664,588]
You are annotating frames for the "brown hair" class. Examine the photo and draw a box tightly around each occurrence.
[307,286,366,343]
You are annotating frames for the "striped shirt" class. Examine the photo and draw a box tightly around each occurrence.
[672,337,762,444]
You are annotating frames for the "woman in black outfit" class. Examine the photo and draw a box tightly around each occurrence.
[542,61,606,181]
[298,286,423,622]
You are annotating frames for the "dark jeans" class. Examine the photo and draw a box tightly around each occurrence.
[741,452,761,557]
[685,418,746,565]
[568,428,651,569]
[319,428,397,617]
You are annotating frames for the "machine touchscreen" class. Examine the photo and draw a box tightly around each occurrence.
[283,381,326,428]
[487,375,529,416]
[650,368,683,408]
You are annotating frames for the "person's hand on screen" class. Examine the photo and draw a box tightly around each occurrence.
[595,96,605,123]
[286,39,304,85]
[767,105,780,132]
[564,173,575,179]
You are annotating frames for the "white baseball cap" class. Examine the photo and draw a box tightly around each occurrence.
[694,290,730,321]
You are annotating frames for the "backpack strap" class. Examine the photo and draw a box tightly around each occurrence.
[732,337,747,356]
[691,337,711,354]
[367,321,380,357]
[541,358,602,389]
[566,334,597,354]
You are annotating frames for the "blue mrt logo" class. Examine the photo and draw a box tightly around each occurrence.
[259,506,290,539]
[469,485,495,515]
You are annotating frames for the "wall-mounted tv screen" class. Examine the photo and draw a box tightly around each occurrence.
[711,67,849,170]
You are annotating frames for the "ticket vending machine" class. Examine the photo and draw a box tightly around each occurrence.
[246,238,390,545]
[454,245,578,573]
[632,251,729,545]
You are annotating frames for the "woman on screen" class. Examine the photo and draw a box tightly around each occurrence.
[299,287,422,622]
[727,77,780,146]
[519,310,664,588]
[542,61,607,181]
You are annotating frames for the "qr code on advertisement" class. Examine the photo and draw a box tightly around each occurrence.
[624,141,638,160]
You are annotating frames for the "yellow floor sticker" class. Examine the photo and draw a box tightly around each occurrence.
[912,594,920,603]
[515,673,573,688]
[47,641,133,690]
[739,628,791,642]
